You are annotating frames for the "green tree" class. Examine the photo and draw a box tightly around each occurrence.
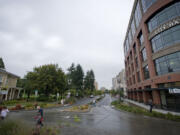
[74,64,84,90]
[67,63,84,90]
[0,57,5,69]
[24,64,67,98]
[84,70,95,91]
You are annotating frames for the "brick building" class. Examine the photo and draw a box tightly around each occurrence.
[124,0,180,112]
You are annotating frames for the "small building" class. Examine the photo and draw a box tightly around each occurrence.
[0,68,21,101]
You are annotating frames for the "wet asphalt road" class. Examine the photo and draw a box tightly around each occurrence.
[6,94,180,135]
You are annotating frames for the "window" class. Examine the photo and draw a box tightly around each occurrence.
[141,0,157,13]
[133,75,136,84]
[143,65,150,79]
[132,63,134,72]
[124,38,130,55]
[135,57,139,68]
[0,75,3,86]
[151,25,180,53]
[155,52,180,75]
[139,32,144,46]
[0,75,2,82]
[129,67,131,75]
[134,1,142,28]
[148,2,180,32]
[131,18,136,37]
[137,72,141,82]
[128,30,132,46]
[133,44,136,55]
[130,51,132,61]
[130,77,132,85]
[141,48,147,61]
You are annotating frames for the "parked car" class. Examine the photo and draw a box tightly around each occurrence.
[90,95,94,98]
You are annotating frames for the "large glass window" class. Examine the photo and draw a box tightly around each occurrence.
[124,38,130,55]
[143,65,150,80]
[131,18,136,37]
[134,1,142,28]
[148,2,180,32]
[139,32,144,46]
[141,48,147,61]
[0,75,3,84]
[128,30,132,45]
[137,72,141,82]
[133,44,136,55]
[135,57,138,68]
[141,0,157,13]
[151,25,180,53]
[155,52,180,76]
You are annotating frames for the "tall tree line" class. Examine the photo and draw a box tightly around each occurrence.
[67,63,95,91]
[18,63,96,100]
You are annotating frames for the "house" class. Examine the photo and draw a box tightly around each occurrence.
[0,68,21,101]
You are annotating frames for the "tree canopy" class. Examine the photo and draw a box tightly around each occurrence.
[84,70,95,91]
[67,63,84,90]
[24,64,67,97]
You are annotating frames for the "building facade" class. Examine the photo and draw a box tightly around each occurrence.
[124,0,180,112]
[112,69,127,96]
[0,68,21,101]
[94,81,98,90]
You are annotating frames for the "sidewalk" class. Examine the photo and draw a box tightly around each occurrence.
[124,98,180,116]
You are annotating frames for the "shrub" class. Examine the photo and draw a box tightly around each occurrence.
[37,95,49,102]
[65,97,77,104]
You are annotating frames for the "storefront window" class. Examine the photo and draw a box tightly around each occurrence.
[148,2,180,32]
[151,25,180,53]
[141,48,147,61]
[143,65,150,79]
[141,0,157,13]
[155,52,180,76]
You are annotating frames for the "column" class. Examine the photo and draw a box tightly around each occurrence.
[152,90,161,107]
[143,91,149,104]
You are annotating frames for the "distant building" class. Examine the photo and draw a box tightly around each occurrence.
[112,69,127,96]
[94,81,98,90]
[0,68,21,101]
[100,87,106,91]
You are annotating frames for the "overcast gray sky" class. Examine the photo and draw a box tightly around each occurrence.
[0,0,133,89]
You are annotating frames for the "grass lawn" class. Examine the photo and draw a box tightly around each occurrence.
[111,100,180,122]
[1,99,61,110]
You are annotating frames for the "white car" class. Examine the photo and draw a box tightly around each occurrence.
[90,95,94,98]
